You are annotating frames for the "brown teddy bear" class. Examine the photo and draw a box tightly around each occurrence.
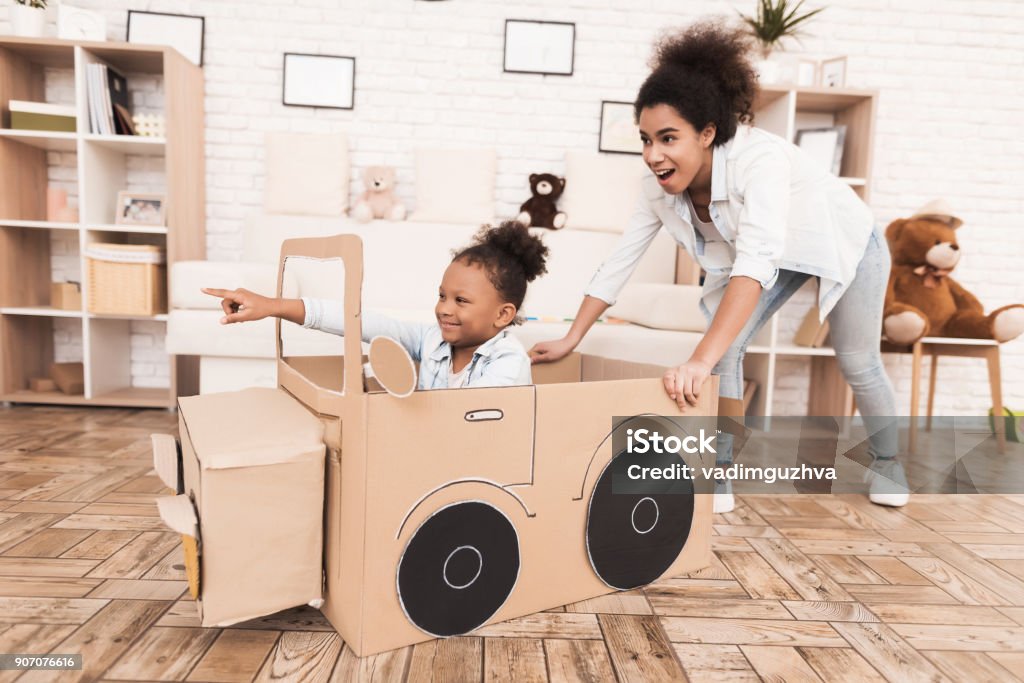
[352,166,406,223]
[516,173,567,230]
[883,200,1024,345]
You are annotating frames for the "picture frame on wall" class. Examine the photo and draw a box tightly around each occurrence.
[283,53,356,110]
[126,11,205,67]
[819,56,847,88]
[796,126,847,176]
[598,101,642,155]
[115,191,166,227]
[503,19,575,76]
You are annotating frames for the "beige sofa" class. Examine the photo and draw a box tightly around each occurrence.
[167,143,707,393]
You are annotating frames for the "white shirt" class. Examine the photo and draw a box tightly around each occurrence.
[585,125,874,321]
[448,361,472,389]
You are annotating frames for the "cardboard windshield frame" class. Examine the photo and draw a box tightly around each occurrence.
[164,233,718,656]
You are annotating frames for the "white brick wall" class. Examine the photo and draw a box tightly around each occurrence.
[7,0,1023,411]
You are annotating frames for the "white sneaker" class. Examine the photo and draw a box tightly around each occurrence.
[713,480,735,514]
[713,493,735,514]
[866,457,910,507]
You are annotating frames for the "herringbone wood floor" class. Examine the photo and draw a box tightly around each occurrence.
[1,405,1024,682]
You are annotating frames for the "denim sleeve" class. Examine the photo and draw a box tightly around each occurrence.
[583,191,664,305]
[471,349,532,387]
[731,147,790,289]
[302,298,432,362]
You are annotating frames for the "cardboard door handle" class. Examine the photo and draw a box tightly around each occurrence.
[465,409,503,422]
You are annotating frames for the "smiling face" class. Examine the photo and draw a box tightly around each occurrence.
[638,104,716,195]
[435,258,516,349]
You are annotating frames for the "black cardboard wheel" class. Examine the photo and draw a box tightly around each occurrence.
[397,501,519,637]
[586,418,695,590]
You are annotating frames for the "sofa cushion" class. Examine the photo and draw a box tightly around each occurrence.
[606,283,707,332]
[244,213,351,264]
[171,305,701,371]
[264,133,349,216]
[512,320,701,368]
[523,228,676,319]
[172,261,278,309]
[174,218,679,328]
[167,310,343,358]
[410,148,496,224]
[560,151,648,233]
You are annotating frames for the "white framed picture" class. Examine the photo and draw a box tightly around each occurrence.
[283,53,356,110]
[126,11,204,67]
[819,56,847,88]
[58,5,106,42]
[598,101,642,155]
[797,59,818,87]
[796,126,847,176]
[503,20,575,76]
[115,192,166,227]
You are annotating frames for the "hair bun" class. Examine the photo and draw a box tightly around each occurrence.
[475,221,549,282]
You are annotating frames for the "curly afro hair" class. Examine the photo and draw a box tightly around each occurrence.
[453,221,549,325]
[634,18,758,146]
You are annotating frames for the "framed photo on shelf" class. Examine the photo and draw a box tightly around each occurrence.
[819,56,847,88]
[283,53,356,109]
[797,59,818,87]
[503,19,575,76]
[598,101,642,155]
[126,11,205,67]
[116,192,166,227]
[795,126,846,176]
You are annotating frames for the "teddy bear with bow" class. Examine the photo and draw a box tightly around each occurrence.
[351,166,406,223]
[882,200,1024,345]
[517,173,567,230]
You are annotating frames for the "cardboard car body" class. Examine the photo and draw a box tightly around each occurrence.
[158,234,718,657]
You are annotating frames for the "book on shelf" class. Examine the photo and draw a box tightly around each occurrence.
[793,306,831,348]
[9,100,76,132]
[86,62,133,135]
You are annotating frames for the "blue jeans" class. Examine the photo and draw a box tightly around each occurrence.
[713,226,898,460]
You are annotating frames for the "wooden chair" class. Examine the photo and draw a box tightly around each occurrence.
[881,337,1006,454]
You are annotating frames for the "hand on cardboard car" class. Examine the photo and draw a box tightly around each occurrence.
[663,359,712,410]
[203,287,288,325]
[528,337,576,364]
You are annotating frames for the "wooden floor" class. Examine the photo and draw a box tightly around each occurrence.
[2,405,1024,682]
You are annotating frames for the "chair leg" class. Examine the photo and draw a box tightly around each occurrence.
[986,347,1006,454]
[910,342,922,454]
[926,354,938,432]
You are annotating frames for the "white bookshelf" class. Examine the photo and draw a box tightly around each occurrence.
[0,37,205,408]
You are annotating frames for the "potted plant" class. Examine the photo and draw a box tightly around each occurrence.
[11,0,47,37]
[740,0,824,83]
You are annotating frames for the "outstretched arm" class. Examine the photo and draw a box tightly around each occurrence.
[529,296,609,363]
[202,288,305,325]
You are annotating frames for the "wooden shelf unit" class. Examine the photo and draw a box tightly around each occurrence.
[0,37,204,408]
[679,85,877,417]
[746,85,877,417]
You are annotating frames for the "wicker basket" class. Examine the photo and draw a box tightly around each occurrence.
[85,243,167,315]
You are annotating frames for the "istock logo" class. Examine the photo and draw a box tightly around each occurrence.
[626,428,716,455]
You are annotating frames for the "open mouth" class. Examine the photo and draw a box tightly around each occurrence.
[654,169,675,183]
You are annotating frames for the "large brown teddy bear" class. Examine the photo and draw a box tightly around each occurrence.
[882,204,1024,345]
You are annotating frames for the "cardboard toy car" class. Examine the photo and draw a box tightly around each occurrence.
[154,234,718,656]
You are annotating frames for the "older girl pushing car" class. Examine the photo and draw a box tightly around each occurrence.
[529,19,905,512]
